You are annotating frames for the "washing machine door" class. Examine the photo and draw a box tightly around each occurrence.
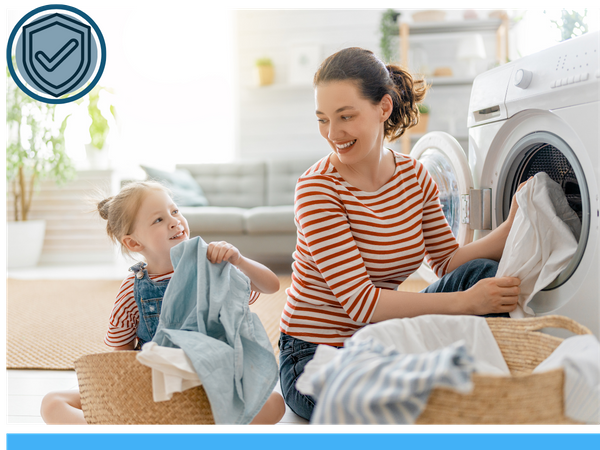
[410,131,474,282]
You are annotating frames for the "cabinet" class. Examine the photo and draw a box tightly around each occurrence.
[397,16,510,154]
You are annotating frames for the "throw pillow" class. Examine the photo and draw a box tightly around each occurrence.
[140,165,209,207]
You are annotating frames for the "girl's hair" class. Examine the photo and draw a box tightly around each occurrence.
[97,180,171,256]
[313,47,428,142]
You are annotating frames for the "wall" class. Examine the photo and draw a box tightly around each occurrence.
[234,9,500,161]
[234,9,385,161]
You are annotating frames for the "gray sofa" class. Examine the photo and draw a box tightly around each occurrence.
[174,159,317,267]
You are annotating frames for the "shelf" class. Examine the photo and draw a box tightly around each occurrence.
[425,76,475,86]
[397,19,502,35]
[243,83,312,91]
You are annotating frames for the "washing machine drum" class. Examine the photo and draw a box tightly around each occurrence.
[498,131,590,290]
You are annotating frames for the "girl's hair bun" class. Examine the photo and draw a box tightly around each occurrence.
[97,197,113,220]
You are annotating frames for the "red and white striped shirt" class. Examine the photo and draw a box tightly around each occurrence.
[281,151,460,346]
[105,267,260,348]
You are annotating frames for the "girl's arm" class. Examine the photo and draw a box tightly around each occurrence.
[207,241,280,294]
[111,340,136,351]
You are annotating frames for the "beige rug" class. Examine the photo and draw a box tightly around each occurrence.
[7,275,428,370]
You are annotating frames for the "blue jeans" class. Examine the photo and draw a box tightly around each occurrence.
[278,258,505,421]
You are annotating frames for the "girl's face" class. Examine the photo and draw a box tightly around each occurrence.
[315,80,392,166]
[125,189,190,267]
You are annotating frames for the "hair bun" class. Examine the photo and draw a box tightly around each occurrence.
[97,197,113,220]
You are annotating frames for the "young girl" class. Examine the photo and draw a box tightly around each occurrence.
[40,181,285,424]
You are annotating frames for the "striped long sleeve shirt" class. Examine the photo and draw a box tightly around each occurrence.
[280,151,460,346]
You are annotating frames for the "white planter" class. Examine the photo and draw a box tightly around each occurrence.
[7,220,46,268]
[85,144,110,169]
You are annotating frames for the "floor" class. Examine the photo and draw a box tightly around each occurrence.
[6,261,308,426]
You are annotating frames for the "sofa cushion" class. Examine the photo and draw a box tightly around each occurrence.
[180,206,245,234]
[141,165,209,207]
[244,206,296,234]
[266,159,317,206]
[177,162,265,208]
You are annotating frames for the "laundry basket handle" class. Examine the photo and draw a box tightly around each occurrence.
[521,315,592,335]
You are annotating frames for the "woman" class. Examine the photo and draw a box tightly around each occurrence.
[279,47,525,420]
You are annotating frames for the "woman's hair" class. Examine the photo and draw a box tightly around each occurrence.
[96,180,171,256]
[313,47,428,142]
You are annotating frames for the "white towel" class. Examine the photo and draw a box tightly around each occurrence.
[533,335,600,424]
[349,315,510,375]
[136,341,202,402]
[496,172,581,318]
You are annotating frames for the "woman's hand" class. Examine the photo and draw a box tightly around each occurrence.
[207,241,242,266]
[507,177,533,224]
[460,276,521,315]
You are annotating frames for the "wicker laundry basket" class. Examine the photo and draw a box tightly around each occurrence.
[74,315,591,425]
[416,315,591,424]
[74,351,214,424]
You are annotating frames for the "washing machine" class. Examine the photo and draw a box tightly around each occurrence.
[410,31,600,337]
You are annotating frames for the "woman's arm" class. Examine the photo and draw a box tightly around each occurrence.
[206,241,280,294]
[445,219,512,272]
[445,178,530,273]
[370,275,521,322]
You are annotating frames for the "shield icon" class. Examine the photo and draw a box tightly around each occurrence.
[22,13,92,98]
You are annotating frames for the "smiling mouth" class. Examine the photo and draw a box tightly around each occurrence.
[169,231,185,240]
[336,139,356,151]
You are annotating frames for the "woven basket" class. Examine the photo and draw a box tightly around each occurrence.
[75,315,591,425]
[74,351,214,424]
[416,315,592,424]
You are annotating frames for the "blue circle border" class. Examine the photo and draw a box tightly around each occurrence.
[6,4,107,104]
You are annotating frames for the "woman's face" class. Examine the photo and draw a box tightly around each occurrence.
[315,80,391,165]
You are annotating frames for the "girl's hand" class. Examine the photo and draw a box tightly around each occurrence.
[207,241,242,266]
[461,277,521,315]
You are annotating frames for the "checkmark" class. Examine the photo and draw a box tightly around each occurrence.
[35,38,79,72]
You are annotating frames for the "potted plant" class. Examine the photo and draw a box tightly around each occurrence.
[411,104,430,134]
[379,9,401,63]
[255,57,275,86]
[548,9,588,41]
[83,85,116,168]
[6,68,76,268]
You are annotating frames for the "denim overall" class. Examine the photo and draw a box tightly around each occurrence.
[129,261,170,349]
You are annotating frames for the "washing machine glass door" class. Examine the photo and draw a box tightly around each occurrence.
[410,131,474,247]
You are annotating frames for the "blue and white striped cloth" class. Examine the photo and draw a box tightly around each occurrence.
[296,338,475,424]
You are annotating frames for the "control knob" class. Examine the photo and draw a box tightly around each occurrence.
[514,69,533,89]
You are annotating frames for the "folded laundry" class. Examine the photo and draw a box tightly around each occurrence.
[150,237,278,424]
[533,334,600,424]
[136,342,202,402]
[496,172,581,318]
[296,338,475,424]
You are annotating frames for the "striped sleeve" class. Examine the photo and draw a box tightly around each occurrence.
[104,274,138,348]
[294,175,381,325]
[413,158,459,277]
[248,290,260,305]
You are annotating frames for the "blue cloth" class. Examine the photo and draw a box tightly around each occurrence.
[152,237,278,424]
[129,261,170,347]
[298,338,475,424]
